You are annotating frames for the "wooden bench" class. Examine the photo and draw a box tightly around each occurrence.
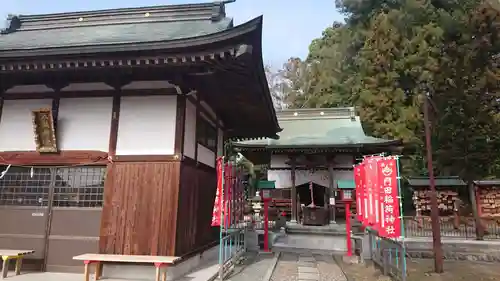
[0,250,35,279]
[73,254,180,281]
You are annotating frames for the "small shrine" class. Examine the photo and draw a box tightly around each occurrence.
[234,107,401,227]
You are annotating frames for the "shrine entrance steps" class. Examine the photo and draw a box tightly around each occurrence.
[273,223,348,255]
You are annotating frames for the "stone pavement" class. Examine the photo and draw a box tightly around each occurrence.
[271,253,347,281]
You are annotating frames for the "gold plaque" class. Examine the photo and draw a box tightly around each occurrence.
[32,108,57,153]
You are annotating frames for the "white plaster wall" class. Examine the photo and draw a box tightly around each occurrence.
[270,154,354,169]
[197,144,215,167]
[116,95,177,155]
[183,100,196,159]
[268,169,331,189]
[0,99,53,151]
[58,97,112,151]
[267,154,354,189]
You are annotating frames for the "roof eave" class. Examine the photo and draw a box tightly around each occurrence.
[234,139,401,150]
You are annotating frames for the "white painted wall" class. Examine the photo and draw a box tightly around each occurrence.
[116,95,177,155]
[267,154,355,189]
[184,100,196,159]
[0,99,53,151]
[58,97,112,151]
[197,144,215,167]
[0,99,52,151]
[183,97,221,167]
[270,154,354,169]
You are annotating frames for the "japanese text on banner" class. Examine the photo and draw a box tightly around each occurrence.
[377,157,401,238]
[354,164,364,222]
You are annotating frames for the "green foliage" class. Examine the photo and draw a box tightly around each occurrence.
[268,0,500,180]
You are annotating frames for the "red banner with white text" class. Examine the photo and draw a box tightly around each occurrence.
[354,164,365,222]
[376,157,401,238]
[363,156,383,230]
[211,157,224,227]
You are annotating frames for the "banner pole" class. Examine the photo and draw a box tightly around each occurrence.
[218,156,225,280]
[396,156,407,275]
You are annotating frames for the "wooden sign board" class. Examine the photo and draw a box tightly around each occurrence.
[32,108,57,153]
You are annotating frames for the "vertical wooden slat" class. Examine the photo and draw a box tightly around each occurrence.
[99,162,180,256]
[175,160,217,256]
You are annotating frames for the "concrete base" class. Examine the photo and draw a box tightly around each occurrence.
[273,233,347,255]
[285,223,347,236]
[342,255,361,264]
[404,237,500,262]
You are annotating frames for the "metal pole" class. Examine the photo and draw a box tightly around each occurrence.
[423,92,444,273]
[345,202,352,256]
[263,198,270,252]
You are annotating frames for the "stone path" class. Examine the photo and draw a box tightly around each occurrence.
[271,253,347,281]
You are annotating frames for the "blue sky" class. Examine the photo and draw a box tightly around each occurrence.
[0,0,343,68]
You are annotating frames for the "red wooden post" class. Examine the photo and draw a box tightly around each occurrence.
[345,202,352,256]
[263,198,270,252]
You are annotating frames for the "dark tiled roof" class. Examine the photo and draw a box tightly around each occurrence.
[235,108,400,149]
[474,180,500,186]
[0,2,233,52]
[407,176,466,187]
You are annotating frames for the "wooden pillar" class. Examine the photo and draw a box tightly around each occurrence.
[291,158,298,223]
[468,182,484,240]
[328,162,336,224]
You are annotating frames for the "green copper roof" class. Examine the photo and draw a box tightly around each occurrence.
[0,2,233,53]
[407,176,466,187]
[234,108,399,149]
[337,180,355,189]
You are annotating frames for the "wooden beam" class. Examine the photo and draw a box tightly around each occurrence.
[51,97,60,135]
[194,93,200,164]
[114,155,180,162]
[0,150,109,165]
[174,95,186,158]
[290,155,298,223]
[3,88,178,100]
[108,95,121,158]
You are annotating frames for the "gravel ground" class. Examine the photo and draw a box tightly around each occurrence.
[270,253,299,281]
[336,257,500,281]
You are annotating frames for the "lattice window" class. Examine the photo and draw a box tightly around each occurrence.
[0,166,106,207]
[0,167,51,206]
[53,167,106,208]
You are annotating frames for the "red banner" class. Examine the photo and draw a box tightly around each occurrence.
[376,157,401,238]
[211,157,224,227]
[364,156,382,230]
[354,164,365,222]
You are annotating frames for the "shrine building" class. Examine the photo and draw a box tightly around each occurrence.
[234,108,400,226]
[0,1,279,272]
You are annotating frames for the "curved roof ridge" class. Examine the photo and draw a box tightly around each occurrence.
[3,1,228,34]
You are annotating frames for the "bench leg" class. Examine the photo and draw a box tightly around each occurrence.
[154,263,166,281]
[83,261,92,281]
[14,258,22,276]
[162,269,167,281]
[94,262,102,280]
[1,257,9,279]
